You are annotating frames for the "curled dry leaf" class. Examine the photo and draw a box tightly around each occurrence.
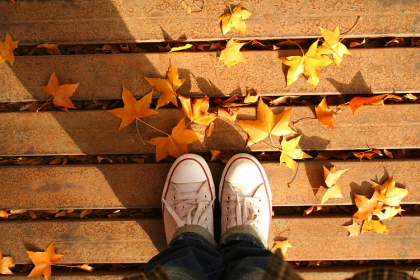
[27,242,64,280]
[0,250,15,275]
[146,118,204,162]
[349,38,366,48]
[41,72,79,111]
[271,240,293,256]
[316,97,334,128]
[342,219,361,237]
[108,87,159,130]
[0,33,19,65]
[243,91,259,104]
[375,176,409,207]
[220,1,253,34]
[270,96,300,106]
[0,210,11,219]
[181,1,192,13]
[320,165,348,204]
[348,94,387,113]
[80,209,93,219]
[170,44,193,52]
[219,38,248,68]
[362,220,390,235]
[78,264,95,272]
[280,40,333,88]
[145,60,187,108]
[37,43,61,55]
[178,95,217,126]
[280,136,312,172]
[318,25,351,67]
[303,205,323,216]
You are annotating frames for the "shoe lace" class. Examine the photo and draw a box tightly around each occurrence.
[163,182,214,229]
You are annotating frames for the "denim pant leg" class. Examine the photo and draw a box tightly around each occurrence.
[219,225,273,280]
[145,225,224,280]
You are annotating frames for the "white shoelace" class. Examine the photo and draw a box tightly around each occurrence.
[163,182,214,229]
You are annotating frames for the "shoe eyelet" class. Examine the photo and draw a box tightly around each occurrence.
[204,194,208,199]
[226,217,229,221]
[227,195,230,200]
[205,217,208,221]
[259,199,262,202]
[204,205,207,209]
[257,209,260,212]
[172,195,176,200]
[173,206,176,210]
[226,206,229,210]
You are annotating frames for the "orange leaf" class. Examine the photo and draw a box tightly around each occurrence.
[342,219,361,237]
[145,60,187,108]
[361,220,390,235]
[179,95,217,126]
[37,43,61,55]
[0,250,15,275]
[219,38,248,68]
[41,72,78,111]
[108,87,159,130]
[0,210,11,219]
[303,205,322,216]
[220,1,253,34]
[316,97,334,128]
[218,107,239,121]
[210,150,233,163]
[0,33,19,65]
[348,94,387,113]
[146,118,203,162]
[27,242,64,280]
[353,191,379,221]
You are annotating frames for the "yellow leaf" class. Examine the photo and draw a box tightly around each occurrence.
[280,40,333,88]
[342,219,361,237]
[361,220,390,235]
[323,166,349,188]
[219,38,248,68]
[220,1,253,34]
[279,136,312,172]
[321,184,343,204]
[0,33,19,65]
[37,43,61,55]
[374,177,409,207]
[237,98,295,146]
[316,97,334,128]
[271,240,293,256]
[0,250,15,275]
[178,95,217,126]
[318,25,351,67]
[170,44,193,52]
[27,242,64,280]
[374,206,404,220]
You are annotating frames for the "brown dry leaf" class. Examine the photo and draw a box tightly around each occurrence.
[280,136,312,172]
[315,151,348,160]
[361,220,390,235]
[348,94,387,113]
[0,251,15,275]
[353,191,380,221]
[0,210,11,219]
[55,211,66,218]
[270,96,300,106]
[27,242,64,280]
[303,205,323,216]
[157,44,172,52]
[0,33,19,65]
[170,44,193,52]
[375,177,409,207]
[108,87,158,130]
[353,151,380,160]
[102,44,120,54]
[271,240,293,255]
[318,25,351,67]
[316,97,334,128]
[385,38,406,47]
[37,43,61,55]
[41,72,78,111]
[349,38,366,48]
[179,95,217,125]
[280,40,333,88]
[342,219,361,237]
[80,209,93,219]
[219,38,248,68]
[210,150,233,163]
[237,98,295,146]
[145,60,187,108]
[220,1,253,34]
[146,118,204,162]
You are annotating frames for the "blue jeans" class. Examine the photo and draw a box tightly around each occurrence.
[145,225,272,280]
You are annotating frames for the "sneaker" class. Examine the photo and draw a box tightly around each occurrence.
[162,154,215,244]
[219,153,272,242]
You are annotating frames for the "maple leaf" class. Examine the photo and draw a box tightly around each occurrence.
[145,60,187,109]
[316,97,334,128]
[178,95,217,126]
[0,33,19,65]
[219,38,248,68]
[280,40,333,88]
[361,220,390,235]
[146,118,204,162]
[342,219,361,237]
[353,191,380,221]
[271,240,293,255]
[220,2,253,34]
[348,94,387,113]
[279,136,312,172]
[0,251,15,275]
[318,25,351,67]
[41,72,78,111]
[374,177,409,207]
[108,87,159,130]
[374,206,404,220]
[320,166,348,204]
[27,242,64,280]
[237,98,295,146]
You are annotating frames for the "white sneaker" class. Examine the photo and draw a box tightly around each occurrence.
[162,154,215,244]
[219,153,272,242]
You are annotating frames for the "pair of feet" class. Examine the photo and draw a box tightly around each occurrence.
[162,153,272,244]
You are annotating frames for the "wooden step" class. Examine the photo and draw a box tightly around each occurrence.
[2,271,144,280]
[2,214,420,264]
[0,104,419,156]
[1,48,420,102]
[2,0,419,44]
[1,159,419,210]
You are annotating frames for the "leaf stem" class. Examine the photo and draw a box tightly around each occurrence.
[36,96,54,112]
[13,51,39,66]
[136,117,170,136]
[135,118,146,145]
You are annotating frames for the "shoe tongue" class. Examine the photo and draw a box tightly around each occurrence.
[229,183,260,197]
[173,182,203,193]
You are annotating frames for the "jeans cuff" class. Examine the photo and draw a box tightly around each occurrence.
[170,225,217,247]
[219,225,268,249]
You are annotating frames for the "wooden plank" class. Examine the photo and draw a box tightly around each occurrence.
[2,214,420,264]
[1,0,420,45]
[0,104,419,156]
[1,48,420,102]
[1,159,419,210]
[3,271,144,280]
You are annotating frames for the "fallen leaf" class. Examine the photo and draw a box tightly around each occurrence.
[324,166,349,188]
[210,150,233,163]
[27,242,64,280]
[205,122,215,137]
[405,93,419,101]
[318,25,351,67]
[375,177,409,207]
[55,211,66,218]
[178,95,217,125]
[271,240,293,255]
[385,38,406,47]
[108,87,158,130]
[244,91,259,104]
[342,219,361,237]
[316,97,334,128]
[280,136,312,172]
[353,191,379,221]
[41,72,78,111]
[361,220,390,235]
[220,1,253,34]
[219,38,248,68]
[0,210,11,219]
[0,251,15,275]
[80,209,93,219]
[309,261,323,266]
[353,151,380,160]
[145,60,187,108]
[374,206,404,220]
[78,264,94,272]
[280,40,333,88]
[303,205,323,216]
[146,118,204,162]
[0,33,19,65]
[157,44,172,52]
[37,43,61,55]
[349,38,366,48]
[321,184,343,204]
[315,151,348,160]
[181,1,192,13]
[218,107,239,121]
[270,96,300,105]
[170,44,193,52]
[348,94,387,113]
